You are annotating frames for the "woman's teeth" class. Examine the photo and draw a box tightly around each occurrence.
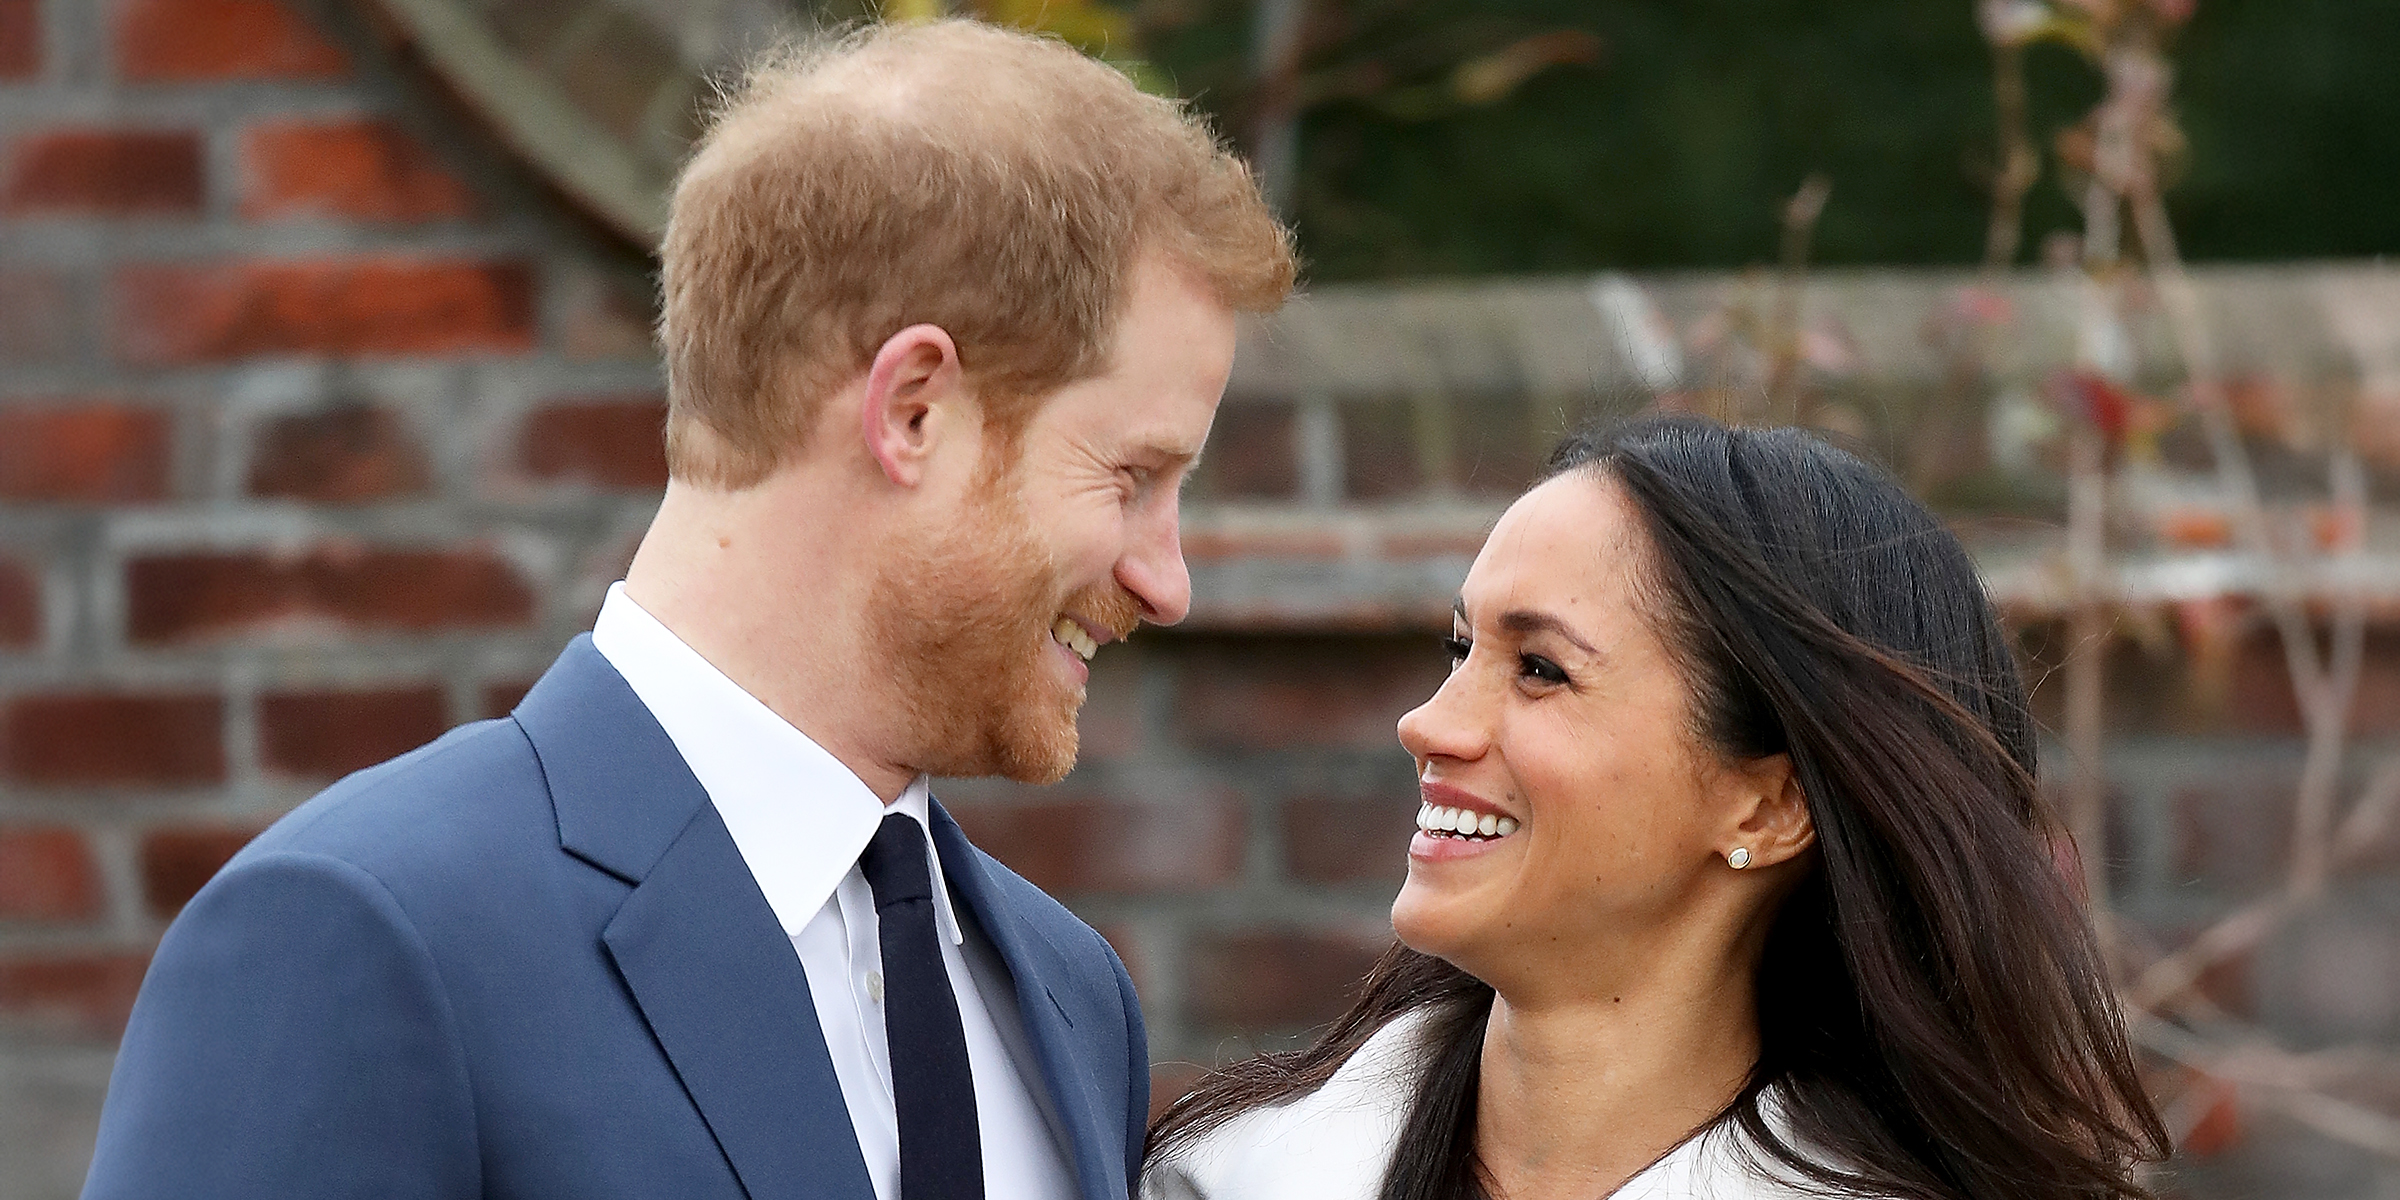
[1052,617,1098,662]
[1415,804,1520,841]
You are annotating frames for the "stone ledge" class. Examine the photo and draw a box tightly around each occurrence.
[1180,504,2400,629]
[1233,264,2400,400]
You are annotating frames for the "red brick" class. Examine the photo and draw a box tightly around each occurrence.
[945,796,1244,895]
[0,404,173,502]
[519,395,669,490]
[0,951,149,1039]
[1091,921,1150,998]
[125,546,536,642]
[139,825,259,918]
[1194,404,1298,500]
[0,826,104,923]
[0,556,35,647]
[1174,634,1447,751]
[1,128,203,215]
[112,258,536,363]
[0,0,38,79]
[1181,528,1346,563]
[240,119,474,222]
[1186,929,1388,1030]
[257,684,446,778]
[1282,794,1417,886]
[0,691,224,787]
[1380,530,1488,558]
[246,405,430,502]
[479,679,535,719]
[2209,636,2306,736]
[115,0,346,81]
[0,269,77,362]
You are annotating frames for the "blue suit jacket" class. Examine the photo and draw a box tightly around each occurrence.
[84,637,1149,1200]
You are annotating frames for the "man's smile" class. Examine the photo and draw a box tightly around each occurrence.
[1050,617,1100,662]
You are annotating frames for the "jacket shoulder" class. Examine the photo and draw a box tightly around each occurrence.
[235,715,555,893]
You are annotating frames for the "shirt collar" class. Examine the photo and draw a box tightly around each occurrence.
[590,582,962,945]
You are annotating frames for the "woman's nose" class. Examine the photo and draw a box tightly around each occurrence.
[1397,663,1489,765]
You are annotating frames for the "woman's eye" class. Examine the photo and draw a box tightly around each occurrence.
[1518,653,1568,685]
[1439,635,1471,664]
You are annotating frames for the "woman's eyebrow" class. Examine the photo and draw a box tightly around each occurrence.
[1496,609,1600,656]
[1454,598,1601,656]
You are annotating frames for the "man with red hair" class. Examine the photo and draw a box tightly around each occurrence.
[85,20,1292,1200]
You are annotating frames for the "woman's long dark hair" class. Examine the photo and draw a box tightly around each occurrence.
[1148,415,2169,1200]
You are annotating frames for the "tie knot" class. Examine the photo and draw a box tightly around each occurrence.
[859,812,935,910]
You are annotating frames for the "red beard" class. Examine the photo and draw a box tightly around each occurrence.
[868,461,1141,784]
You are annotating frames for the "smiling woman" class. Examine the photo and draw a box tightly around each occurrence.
[1145,415,2168,1200]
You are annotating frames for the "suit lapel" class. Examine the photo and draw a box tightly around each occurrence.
[517,638,875,1200]
[929,802,1126,1200]
[603,807,874,1200]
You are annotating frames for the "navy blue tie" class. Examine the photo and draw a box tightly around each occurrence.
[858,813,984,1200]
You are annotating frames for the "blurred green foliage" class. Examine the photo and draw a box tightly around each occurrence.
[1132,0,2400,279]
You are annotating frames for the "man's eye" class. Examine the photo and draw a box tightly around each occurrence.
[1519,654,1568,685]
[1439,635,1471,663]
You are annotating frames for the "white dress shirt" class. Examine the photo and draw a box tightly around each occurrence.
[1145,1008,1845,1200]
[593,583,1078,1200]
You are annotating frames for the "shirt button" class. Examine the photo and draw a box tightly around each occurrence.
[867,970,884,1004]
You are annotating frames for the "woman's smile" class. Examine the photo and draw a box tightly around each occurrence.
[1408,780,1524,862]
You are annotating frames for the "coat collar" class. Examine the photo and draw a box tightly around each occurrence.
[929,803,1129,1200]
[514,635,709,885]
[516,637,876,1200]
[512,637,1129,1200]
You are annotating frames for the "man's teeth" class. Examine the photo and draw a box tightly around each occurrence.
[1051,617,1098,662]
[1414,804,1520,839]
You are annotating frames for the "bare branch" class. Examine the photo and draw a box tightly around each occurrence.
[2133,1017,2400,1158]
[2335,756,2400,859]
[2129,895,2295,1011]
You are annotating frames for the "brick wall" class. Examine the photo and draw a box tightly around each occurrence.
[7,0,2400,1196]
[0,0,666,1184]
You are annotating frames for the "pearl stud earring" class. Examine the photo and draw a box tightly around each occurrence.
[1727,847,1753,870]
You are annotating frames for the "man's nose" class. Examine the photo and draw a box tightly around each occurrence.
[1117,504,1192,626]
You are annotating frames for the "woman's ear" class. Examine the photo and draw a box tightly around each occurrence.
[1725,753,1814,869]
[860,323,963,487]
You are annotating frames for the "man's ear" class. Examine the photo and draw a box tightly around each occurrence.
[1725,753,1815,869]
[861,323,964,488]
